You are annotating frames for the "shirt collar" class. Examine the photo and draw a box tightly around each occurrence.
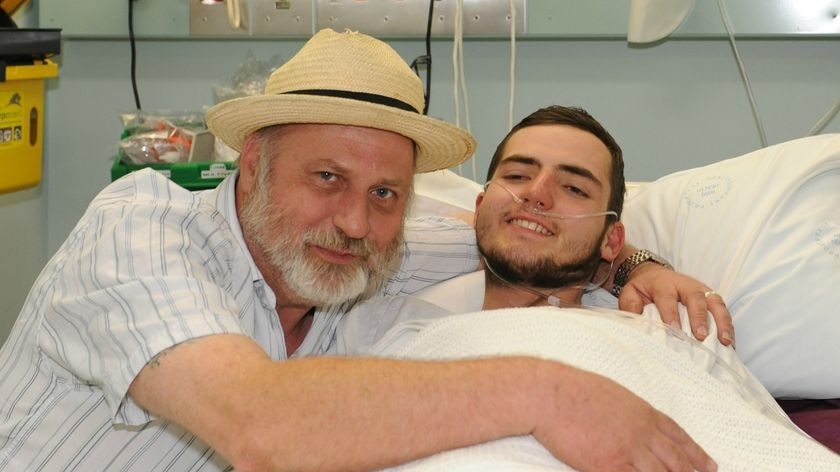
[200,170,265,284]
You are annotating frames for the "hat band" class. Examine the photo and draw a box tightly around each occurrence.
[283,89,419,114]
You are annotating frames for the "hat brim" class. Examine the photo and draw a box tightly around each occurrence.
[205,94,475,174]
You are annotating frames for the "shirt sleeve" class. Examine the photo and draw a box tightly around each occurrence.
[38,178,252,425]
[331,296,453,356]
[382,216,480,296]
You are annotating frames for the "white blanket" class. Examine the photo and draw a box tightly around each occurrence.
[373,308,840,472]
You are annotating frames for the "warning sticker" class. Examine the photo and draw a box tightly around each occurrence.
[0,91,25,149]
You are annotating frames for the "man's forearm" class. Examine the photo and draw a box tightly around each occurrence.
[253,357,549,472]
[129,334,548,472]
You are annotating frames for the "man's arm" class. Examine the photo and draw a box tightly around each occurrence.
[129,333,716,472]
[606,245,735,346]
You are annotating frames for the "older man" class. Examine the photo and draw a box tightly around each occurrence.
[0,30,720,472]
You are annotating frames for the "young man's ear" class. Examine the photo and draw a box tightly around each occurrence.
[474,192,485,209]
[472,192,485,227]
[601,221,625,262]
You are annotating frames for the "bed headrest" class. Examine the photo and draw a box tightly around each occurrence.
[622,134,840,399]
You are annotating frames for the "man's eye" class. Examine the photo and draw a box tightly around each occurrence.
[373,187,395,199]
[566,185,588,197]
[502,174,528,181]
[318,171,337,182]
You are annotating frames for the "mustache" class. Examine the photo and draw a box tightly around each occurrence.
[303,227,375,260]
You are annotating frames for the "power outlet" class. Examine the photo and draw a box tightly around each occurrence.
[189,0,249,36]
[252,0,314,36]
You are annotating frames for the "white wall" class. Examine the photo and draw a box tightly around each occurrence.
[1,23,838,342]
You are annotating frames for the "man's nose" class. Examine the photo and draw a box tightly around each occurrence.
[520,174,554,211]
[332,192,371,240]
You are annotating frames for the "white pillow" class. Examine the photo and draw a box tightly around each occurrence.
[411,170,484,218]
[622,134,840,399]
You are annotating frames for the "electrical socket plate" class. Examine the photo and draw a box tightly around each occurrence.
[315,0,526,37]
[252,0,315,36]
[189,0,249,36]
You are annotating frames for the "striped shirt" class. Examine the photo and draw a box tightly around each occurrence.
[0,169,479,471]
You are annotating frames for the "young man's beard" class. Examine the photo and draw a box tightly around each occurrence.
[239,170,404,307]
[477,226,606,290]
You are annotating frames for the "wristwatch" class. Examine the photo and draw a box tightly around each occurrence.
[611,249,673,297]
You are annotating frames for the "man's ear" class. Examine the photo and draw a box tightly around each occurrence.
[237,133,262,192]
[601,221,625,262]
[472,192,485,227]
[474,192,485,209]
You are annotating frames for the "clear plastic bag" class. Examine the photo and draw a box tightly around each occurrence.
[212,50,284,104]
[209,50,284,160]
[118,111,207,164]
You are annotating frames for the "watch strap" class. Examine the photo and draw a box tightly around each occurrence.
[612,249,673,297]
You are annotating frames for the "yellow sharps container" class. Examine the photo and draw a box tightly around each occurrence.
[0,59,58,193]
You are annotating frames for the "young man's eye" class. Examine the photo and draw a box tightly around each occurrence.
[566,185,588,198]
[502,174,528,181]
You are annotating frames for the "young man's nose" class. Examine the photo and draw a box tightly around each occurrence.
[520,175,555,211]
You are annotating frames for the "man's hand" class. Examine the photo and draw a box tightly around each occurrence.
[618,262,734,346]
[533,366,718,472]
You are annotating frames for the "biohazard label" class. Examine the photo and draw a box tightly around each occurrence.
[0,90,25,150]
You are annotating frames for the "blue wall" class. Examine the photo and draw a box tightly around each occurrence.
[1,2,838,342]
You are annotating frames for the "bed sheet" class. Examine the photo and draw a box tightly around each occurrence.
[374,308,840,471]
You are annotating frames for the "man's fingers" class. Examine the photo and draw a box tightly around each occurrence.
[687,289,735,346]
[617,287,646,315]
[683,290,711,340]
[706,293,735,346]
[633,449,669,472]
[651,292,681,331]
[616,262,736,344]
[648,439,692,472]
[657,414,718,472]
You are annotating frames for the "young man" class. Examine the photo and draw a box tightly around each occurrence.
[336,105,710,349]
[331,107,840,470]
[477,105,628,311]
[0,31,719,472]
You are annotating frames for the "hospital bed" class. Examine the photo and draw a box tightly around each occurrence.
[409,133,840,460]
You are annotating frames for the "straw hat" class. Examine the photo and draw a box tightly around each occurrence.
[205,29,476,173]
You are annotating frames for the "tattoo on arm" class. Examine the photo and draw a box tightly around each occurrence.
[148,339,200,368]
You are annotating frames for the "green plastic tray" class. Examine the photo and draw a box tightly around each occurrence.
[110,158,237,190]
